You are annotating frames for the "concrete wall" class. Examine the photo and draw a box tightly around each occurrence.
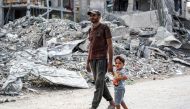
[0,0,3,26]
[90,0,105,14]
[80,0,89,20]
[120,10,159,29]
[128,0,134,13]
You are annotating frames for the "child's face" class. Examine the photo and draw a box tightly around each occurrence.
[115,59,124,70]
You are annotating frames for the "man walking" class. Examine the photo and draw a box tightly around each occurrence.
[86,10,115,109]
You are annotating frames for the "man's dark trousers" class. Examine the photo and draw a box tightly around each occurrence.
[90,59,113,108]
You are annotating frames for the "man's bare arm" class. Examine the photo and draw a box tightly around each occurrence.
[107,38,113,74]
[86,40,91,72]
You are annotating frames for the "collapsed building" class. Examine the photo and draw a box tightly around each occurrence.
[0,0,77,26]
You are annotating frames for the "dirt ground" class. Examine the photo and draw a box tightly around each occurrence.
[0,75,190,109]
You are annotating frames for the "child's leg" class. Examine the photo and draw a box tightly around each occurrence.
[121,100,128,109]
[115,105,120,109]
[114,88,125,109]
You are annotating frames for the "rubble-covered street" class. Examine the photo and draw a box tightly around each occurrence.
[0,0,190,109]
[0,15,190,95]
[0,14,190,108]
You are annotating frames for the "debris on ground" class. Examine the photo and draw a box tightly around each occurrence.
[0,13,190,96]
[0,98,16,104]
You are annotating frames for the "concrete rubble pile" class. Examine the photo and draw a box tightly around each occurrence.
[103,11,190,79]
[0,16,88,95]
[0,12,190,96]
[110,27,189,79]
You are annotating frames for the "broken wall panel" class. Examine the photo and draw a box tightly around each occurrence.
[120,10,159,29]
[90,0,105,13]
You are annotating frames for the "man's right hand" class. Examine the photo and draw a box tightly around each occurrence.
[86,63,91,72]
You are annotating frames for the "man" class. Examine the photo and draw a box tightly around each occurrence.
[86,10,115,109]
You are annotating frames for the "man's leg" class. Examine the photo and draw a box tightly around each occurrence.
[103,77,114,106]
[97,59,114,107]
[103,82,115,109]
[101,59,114,105]
[90,59,107,108]
[90,60,97,109]
[90,60,97,80]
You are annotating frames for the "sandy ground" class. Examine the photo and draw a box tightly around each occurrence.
[1,75,190,109]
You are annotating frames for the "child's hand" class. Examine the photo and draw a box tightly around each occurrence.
[113,78,119,86]
[115,74,122,81]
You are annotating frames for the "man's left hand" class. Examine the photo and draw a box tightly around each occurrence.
[108,63,113,72]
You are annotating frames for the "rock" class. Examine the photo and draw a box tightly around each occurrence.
[150,27,182,49]
[130,38,140,54]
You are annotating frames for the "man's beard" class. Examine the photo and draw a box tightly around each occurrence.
[90,17,99,23]
[91,19,99,23]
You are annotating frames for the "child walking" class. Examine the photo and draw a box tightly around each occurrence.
[112,56,128,109]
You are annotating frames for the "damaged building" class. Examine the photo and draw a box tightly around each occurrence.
[108,0,190,18]
[1,0,190,26]
[0,0,83,26]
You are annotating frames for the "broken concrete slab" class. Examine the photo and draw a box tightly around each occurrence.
[172,58,190,67]
[0,99,16,104]
[149,27,182,48]
[111,26,128,38]
[48,40,85,58]
[130,38,140,54]
[139,28,157,37]
[1,42,90,94]
[120,10,159,29]
[1,76,22,96]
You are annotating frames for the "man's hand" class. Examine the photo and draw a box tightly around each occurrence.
[106,38,113,73]
[108,63,113,73]
[86,63,91,72]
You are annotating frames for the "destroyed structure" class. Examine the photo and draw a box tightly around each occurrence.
[0,0,190,99]
[1,0,190,26]
[0,0,100,26]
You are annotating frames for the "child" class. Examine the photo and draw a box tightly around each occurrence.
[113,56,128,109]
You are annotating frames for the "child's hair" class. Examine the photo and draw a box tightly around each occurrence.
[114,55,125,64]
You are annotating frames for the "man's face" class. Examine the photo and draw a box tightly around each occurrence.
[89,14,100,23]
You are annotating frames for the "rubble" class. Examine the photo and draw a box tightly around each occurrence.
[172,58,190,67]
[149,26,182,49]
[0,99,16,104]
[1,76,23,95]
[0,16,88,94]
[0,14,190,96]
[138,28,156,37]
[120,10,159,29]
